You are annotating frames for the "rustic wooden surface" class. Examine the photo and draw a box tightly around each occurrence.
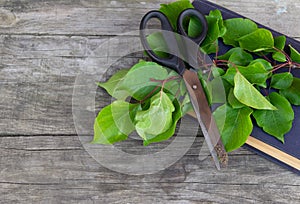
[1,0,300,203]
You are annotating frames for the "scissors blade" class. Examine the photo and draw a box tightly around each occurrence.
[182,69,228,170]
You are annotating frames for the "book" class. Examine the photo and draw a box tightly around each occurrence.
[192,0,300,174]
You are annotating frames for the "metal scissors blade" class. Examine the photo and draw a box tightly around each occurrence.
[183,69,228,170]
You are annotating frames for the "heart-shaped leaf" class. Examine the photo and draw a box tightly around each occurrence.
[289,45,300,63]
[270,72,293,90]
[135,92,175,141]
[119,61,168,100]
[280,77,300,105]
[97,69,130,100]
[93,101,140,144]
[214,104,253,152]
[222,18,257,47]
[249,59,273,71]
[272,52,287,62]
[223,62,269,88]
[201,10,225,54]
[218,47,253,67]
[238,28,274,52]
[253,92,294,143]
[143,97,182,145]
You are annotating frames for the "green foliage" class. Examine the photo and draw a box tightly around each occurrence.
[200,10,226,54]
[238,29,274,52]
[249,59,273,71]
[214,104,253,152]
[271,73,293,90]
[223,63,269,87]
[274,36,286,50]
[159,0,193,30]
[289,45,300,63]
[93,1,300,152]
[222,18,258,47]
[253,92,294,143]
[146,32,170,58]
[143,97,182,145]
[119,60,168,100]
[233,72,276,110]
[228,89,245,109]
[97,69,130,100]
[272,52,287,62]
[93,101,139,144]
[218,48,253,67]
[135,92,175,141]
[280,77,300,105]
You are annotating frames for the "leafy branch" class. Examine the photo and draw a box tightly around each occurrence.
[93,0,300,153]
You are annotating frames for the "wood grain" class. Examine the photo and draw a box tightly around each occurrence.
[0,135,299,203]
[0,0,300,203]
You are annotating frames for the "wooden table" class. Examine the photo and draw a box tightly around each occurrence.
[0,0,299,203]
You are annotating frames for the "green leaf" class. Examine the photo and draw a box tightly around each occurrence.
[135,92,175,141]
[144,97,182,145]
[213,104,253,152]
[200,10,224,54]
[206,76,227,104]
[270,72,293,90]
[212,67,225,77]
[222,18,258,47]
[289,45,300,63]
[238,63,269,88]
[228,88,245,109]
[274,36,286,50]
[249,59,273,71]
[233,72,277,110]
[181,93,193,115]
[93,101,139,144]
[188,16,203,38]
[146,32,169,58]
[164,70,180,96]
[253,92,294,143]
[159,0,193,30]
[97,69,130,100]
[209,9,226,37]
[263,36,286,54]
[280,77,300,105]
[238,28,274,52]
[272,52,287,62]
[223,63,269,88]
[119,60,168,100]
[179,79,187,96]
[218,47,253,67]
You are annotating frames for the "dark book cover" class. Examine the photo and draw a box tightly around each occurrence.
[193,0,300,174]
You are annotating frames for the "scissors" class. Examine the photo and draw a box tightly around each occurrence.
[140,8,228,170]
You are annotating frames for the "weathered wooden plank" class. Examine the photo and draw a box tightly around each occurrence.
[0,0,299,37]
[0,135,299,203]
[0,135,298,181]
[0,35,145,135]
[0,134,253,156]
[1,181,299,204]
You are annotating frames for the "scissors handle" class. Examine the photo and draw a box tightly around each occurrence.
[139,9,208,75]
[177,9,208,45]
[140,11,184,75]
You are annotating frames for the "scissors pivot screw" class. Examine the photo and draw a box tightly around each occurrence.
[192,85,198,90]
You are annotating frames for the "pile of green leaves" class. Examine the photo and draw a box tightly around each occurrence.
[94,0,300,152]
